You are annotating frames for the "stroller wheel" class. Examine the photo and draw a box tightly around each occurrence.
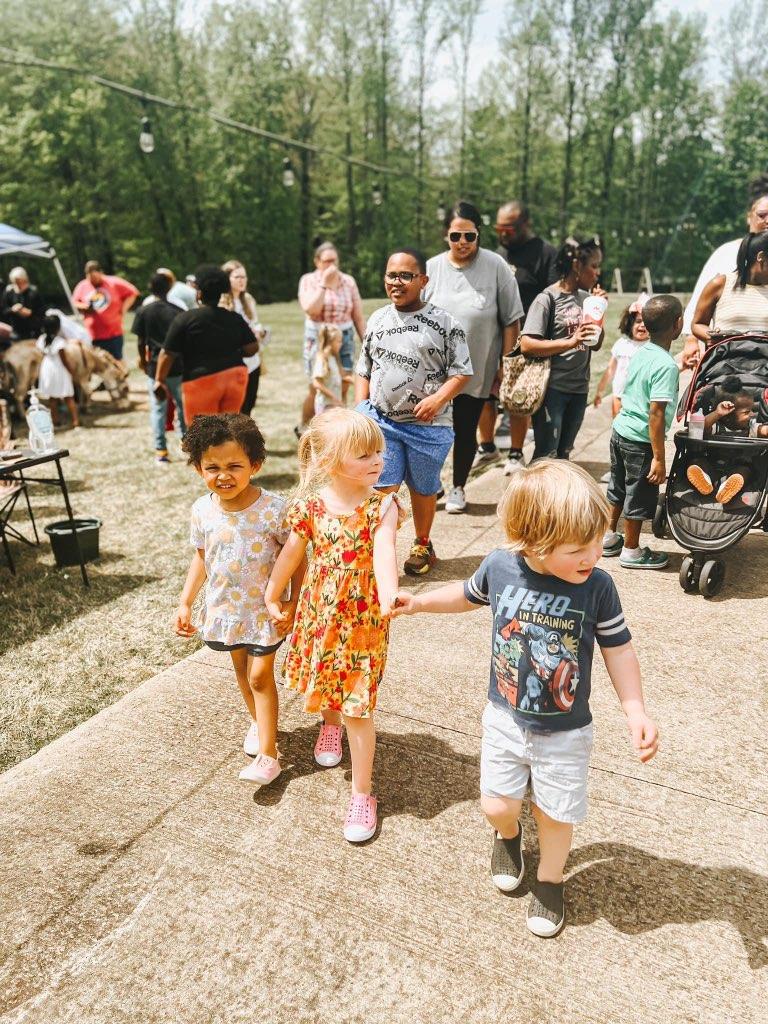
[652,498,667,539]
[699,559,725,598]
[679,556,698,593]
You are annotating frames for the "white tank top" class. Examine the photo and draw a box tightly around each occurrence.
[713,270,768,333]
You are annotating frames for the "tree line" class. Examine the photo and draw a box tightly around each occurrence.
[0,0,766,302]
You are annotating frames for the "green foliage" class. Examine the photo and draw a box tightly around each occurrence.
[0,0,765,301]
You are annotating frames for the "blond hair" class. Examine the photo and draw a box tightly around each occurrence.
[498,459,609,556]
[220,259,257,321]
[297,408,384,495]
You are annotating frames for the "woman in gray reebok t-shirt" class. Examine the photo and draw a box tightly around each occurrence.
[424,201,523,514]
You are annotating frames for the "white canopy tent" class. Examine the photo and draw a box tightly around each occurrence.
[0,223,76,313]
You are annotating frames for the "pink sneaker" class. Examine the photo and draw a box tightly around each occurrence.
[343,793,378,843]
[239,752,281,785]
[314,723,343,767]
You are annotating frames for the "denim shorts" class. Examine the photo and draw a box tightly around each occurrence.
[358,399,454,495]
[303,325,355,375]
[204,638,284,658]
[606,429,658,520]
[480,701,593,824]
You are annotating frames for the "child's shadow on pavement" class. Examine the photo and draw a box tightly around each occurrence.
[251,723,479,822]
[567,841,768,970]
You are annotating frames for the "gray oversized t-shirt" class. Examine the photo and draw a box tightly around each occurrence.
[423,249,524,399]
[522,284,592,394]
[356,302,472,426]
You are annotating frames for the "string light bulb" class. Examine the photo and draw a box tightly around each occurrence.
[436,200,446,222]
[282,157,295,188]
[372,183,383,206]
[138,116,155,154]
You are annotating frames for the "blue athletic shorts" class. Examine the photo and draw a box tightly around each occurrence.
[303,325,355,375]
[358,399,453,496]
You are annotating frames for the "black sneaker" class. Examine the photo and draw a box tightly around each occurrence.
[526,880,565,937]
[491,824,524,892]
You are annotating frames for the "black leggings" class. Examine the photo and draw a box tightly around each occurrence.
[452,393,487,487]
[240,367,261,416]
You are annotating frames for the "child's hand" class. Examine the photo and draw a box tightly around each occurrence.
[273,600,298,637]
[388,591,417,617]
[175,603,196,637]
[593,392,603,408]
[715,400,734,418]
[647,457,666,485]
[266,597,289,624]
[627,711,659,763]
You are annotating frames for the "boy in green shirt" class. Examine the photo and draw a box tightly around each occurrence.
[602,295,683,568]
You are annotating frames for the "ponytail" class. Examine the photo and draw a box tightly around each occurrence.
[735,230,768,289]
[555,235,603,279]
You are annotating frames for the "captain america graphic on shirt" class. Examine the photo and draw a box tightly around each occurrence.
[464,549,632,733]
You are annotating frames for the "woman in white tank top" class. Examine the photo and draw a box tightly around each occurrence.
[692,230,768,344]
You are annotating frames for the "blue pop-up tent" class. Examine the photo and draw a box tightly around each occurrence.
[0,223,76,312]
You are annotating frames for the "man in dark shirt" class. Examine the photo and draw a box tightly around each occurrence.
[132,273,185,465]
[476,202,560,472]
[0,267,44,340]
[155,265,257,421]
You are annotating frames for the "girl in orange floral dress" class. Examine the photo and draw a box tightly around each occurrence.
[265,408,405,843]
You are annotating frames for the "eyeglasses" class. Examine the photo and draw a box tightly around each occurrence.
[384,270,420,283]
[448,231,478,243]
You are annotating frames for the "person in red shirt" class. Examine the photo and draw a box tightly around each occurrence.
[72,260,139,362]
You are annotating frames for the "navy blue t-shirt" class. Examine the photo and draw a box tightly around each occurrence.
[464,550,631,733]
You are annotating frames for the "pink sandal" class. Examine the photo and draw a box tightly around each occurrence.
[343,793,378,843]
[314,723,343,767]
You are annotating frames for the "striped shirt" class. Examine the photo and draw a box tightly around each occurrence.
[464,550,631,733]
[299,269,362,329]
[713,270,768,334]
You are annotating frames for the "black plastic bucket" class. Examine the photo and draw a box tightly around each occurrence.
[44,518,102,567]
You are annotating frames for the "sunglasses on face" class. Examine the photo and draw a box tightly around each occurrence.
[384,270,420,283]
[448,231,478,243]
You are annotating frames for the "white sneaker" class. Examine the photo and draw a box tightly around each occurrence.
[239,752,281,785]
[471,446,500,468]
[444,485,467,513]
[243,722,260,757]
[504,453,525,476]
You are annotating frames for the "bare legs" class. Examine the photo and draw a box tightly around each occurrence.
[608,504,642,549]
[481,795,572,882]
[230,648,279,759]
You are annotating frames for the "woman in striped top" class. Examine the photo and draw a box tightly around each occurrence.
[692,230,768,344]
[297,242,366,432]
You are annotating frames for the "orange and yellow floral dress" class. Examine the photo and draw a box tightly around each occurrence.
[283,491,405,718]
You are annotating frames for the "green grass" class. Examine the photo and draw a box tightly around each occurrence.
[0,291,687,772]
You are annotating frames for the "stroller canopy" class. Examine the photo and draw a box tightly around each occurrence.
[0,223,76,312]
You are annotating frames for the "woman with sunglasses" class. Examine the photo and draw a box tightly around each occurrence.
[424,201,523,514]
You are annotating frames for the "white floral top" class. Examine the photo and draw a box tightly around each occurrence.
[190,489,289,646]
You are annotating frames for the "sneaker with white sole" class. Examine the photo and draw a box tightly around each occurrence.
[444,485,467,513]
[491,824,524,892]
[472,445,500,468]
[619,546,669,569]
[343,793,378,842]
[527,880,565,937]
[243,721,260,757]
[239,752,281,785]
[504,452,525,476]
[314,723,343,767]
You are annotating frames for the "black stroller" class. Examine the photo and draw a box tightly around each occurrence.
[653,332,768,597]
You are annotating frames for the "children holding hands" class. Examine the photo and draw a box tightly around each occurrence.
[391,460,658,937]
[265,408,406,843]
[175,414,305,786]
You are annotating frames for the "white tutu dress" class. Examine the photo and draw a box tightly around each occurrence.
[37,336,75,399]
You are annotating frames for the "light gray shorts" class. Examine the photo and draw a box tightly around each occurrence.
[480,701,594,824]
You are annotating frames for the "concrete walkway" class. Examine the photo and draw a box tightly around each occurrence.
[2,405,767,1024]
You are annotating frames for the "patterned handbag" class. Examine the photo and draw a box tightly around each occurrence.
[498,351,550,415]
[498,291,555,415]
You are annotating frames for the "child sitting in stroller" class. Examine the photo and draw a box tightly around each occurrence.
[687,377,768,504]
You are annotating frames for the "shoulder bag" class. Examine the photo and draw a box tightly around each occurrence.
[498,291,555,416]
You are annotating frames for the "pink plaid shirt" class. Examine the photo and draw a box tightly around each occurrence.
[299,270,361,327]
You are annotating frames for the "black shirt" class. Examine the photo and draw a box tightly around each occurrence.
[0,284,44,339]
[162,305,254,382]
[497,237,558,314]
[132,299,183,377]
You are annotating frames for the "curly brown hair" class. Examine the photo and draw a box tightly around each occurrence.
[181,414,266,466]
